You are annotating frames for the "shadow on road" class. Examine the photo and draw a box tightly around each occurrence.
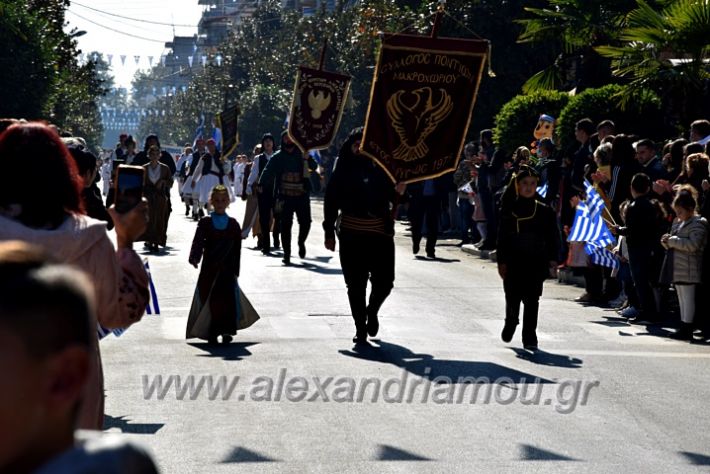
[103,415,164,434]
[339,339,553,383]
[413,255,461,263]
[188,341,258,361]
[679,451,710,465]
[221,447,280,463]
[510,348,583,368]
[520,444,579,461]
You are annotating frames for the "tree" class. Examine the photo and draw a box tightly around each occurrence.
[516,0,648,93]
[0,1,59,118]
[595,0,710,129]
[0,0,110,150]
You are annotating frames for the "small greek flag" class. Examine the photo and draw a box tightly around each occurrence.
[536,182,548,198]
[568,202,615,246]
[97,261,160,340]
[583,179,605,220]
[309,149,322,165]
[585,243,620,270]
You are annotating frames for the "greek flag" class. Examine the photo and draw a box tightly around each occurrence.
[144,260,160,315]
[536,182,548,198]
[192,114,205,148]
[309,149,322,165]
[96,261,160,340]
[585,243,619,270]
[212,123,222,152]
[568,202,615,246]
[583,179,605,220]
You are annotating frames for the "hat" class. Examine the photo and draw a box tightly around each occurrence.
[261,133,275,145]
[514,164,539,182]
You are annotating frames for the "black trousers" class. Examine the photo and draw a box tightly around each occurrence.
[257,191,280,249]
[280,194,311,258]
[628,245,659,317]
[409,195,440,253]
[503,273,544,345]
[339,232,395,328]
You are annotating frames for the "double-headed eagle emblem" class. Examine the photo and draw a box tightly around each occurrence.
[386,87,453,162]
[308,90,332,119]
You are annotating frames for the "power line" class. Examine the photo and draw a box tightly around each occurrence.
[66,9,171,44]
[72,1,199,28]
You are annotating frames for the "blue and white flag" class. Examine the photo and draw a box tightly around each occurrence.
[585,243,620,270]
[536,182,548,199]
[96,261,160,340]
[568,202,615,246]
[583,179,605,220]
[212,123,222,152]
[309,149,322,165]
[144,260,160,315]
[192,114,205,148]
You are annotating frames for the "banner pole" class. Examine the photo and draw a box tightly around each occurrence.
[431,1,446,39]
[319,38,329,71]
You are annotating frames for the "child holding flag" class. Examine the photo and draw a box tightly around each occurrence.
[497,165,561,350]
[187,185,259,344]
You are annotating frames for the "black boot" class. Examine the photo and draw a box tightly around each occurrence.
[670,322,693,341]
[501,323,517,343]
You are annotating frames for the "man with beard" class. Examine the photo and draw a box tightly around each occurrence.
[258,132,318,265]
[323,128,406,342]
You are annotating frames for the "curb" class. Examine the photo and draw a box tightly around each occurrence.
[461,245,586,288]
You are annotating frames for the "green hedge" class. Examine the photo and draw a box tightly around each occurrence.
[493,91,570,155]
[556,84,664,149]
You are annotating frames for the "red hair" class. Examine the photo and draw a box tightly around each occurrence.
[0,122,84,229]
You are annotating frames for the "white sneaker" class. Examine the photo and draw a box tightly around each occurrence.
[620,306,639,318]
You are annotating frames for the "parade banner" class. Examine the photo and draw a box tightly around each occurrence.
[361,33,488,183]
[216,104,240,158]
[288,66,351,154]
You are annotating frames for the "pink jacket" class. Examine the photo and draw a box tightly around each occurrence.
[0,213,149,429]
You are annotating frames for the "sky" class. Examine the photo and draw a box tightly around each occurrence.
[64,0,203,90]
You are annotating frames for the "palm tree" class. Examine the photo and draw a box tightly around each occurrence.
[516,0,642,93]
[595,0,710,127]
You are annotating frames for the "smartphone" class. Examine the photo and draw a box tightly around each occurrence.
[114,165,145,213]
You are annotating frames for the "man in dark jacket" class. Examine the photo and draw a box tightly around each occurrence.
[258,131,318,265]
[323,128,405,342]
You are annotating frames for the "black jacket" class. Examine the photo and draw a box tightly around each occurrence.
[497,197,560,280]
[323,144,398,240]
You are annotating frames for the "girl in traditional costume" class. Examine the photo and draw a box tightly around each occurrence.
[497,165,561,350]
[187,185,259,344]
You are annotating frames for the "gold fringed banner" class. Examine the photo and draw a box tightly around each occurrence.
[361,33,488,183]
[217,104,240,158]
[288,66,351,154]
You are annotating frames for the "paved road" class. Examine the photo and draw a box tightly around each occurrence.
[101,187,710,473]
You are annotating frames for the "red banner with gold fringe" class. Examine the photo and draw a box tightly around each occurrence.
[288,66,351,154]
[361,33,488,183]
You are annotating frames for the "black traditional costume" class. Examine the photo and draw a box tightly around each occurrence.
[323,128,400,342]
[497,165,560,350]
[258,131,318,264]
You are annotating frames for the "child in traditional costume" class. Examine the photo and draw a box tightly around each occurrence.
[497,165,561,350]
[187,185,259,344]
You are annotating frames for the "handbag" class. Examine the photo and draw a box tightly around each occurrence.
[659,249,674,285]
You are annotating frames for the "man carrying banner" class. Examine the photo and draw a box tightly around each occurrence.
[497,165,561,351]
[258,131,318,265]
[323,128,406,342]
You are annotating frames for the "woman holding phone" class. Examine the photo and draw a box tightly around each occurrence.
[0,121,149,430]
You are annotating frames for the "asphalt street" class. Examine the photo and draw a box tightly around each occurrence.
[101,187,710,473]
